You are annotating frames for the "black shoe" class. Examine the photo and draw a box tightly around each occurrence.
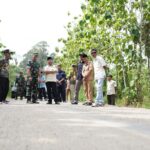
[27,101,33,104]
[32,101,39,104]
[55,102,60,105]
[3,100,10,104]
[83,101,92,106]
[72,101,78,105]
[47,102,52,104]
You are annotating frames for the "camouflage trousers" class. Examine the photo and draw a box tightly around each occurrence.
[26,77,38,102]
[16,86,24,99]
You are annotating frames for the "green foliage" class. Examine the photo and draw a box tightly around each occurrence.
[56,0,150,107]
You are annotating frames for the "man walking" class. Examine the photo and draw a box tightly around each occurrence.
[26,53,40,104]
[72,53,84,105]
[44,57,59,104]
[0,49,14,104]
[56,64,66,102]
[91,49,107,107]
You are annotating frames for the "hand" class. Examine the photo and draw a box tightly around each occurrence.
[29,77,32,81]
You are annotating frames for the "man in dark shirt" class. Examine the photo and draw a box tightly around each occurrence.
[72,53,85,105]
[0,49,14,104]
[56,64,66,102]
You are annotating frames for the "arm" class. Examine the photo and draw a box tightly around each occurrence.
[83,63,93,78]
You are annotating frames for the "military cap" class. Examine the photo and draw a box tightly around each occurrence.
[1,49,15,54]
[33,52,39,56]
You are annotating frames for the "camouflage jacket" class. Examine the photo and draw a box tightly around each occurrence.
[0,58,9,78]
[16,75,25,87]
[27,61,40,78]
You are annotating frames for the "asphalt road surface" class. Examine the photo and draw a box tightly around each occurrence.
[0,99,150,150]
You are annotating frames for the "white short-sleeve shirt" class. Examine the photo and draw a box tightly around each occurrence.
[107,80,117,95]
[93,55,106,79]
[44,65,57,82]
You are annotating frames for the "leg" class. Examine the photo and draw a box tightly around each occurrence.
[95,79,104,104]
[111,95,116,105]
[46,82,52,104]
[107,95,111,105]
[73,80,82,102]
[61,84,66,102]
[0,77,4,102]
[70,84,75,101]
[3,78,9,102]
[57,86,61,102]
[51,82,59,103]
[83,81,88,101]
[42,88,47,99]
[38,88,42,100]
[31,78,38,103]
[87,80,93,102]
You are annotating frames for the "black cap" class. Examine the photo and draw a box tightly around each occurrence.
[91,48,97,53]
[107,75,113,78]
[82,53,88,58]
[47,56,53,60]
[72,64,77,67]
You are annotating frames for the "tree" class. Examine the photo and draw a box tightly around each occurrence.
[20,41,49,70]
[56,0,150,106]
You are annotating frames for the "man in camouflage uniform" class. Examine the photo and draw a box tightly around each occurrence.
[15,71,25,100]
[0,49,14,104]
[26,53,40,104]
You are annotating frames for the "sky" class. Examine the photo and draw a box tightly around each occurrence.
[0,0,83,60]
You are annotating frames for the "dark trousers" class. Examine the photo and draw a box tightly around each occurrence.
[46,82,58,103]
[0,77,9,102]
[73,80,82,102]
[57,84,66,102]
[38,87,47,100]
[107,95,116,105]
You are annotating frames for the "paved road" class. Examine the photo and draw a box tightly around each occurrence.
[0,99,150,150]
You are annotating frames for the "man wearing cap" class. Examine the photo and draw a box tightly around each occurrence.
[0,49,14,104]
[82,54,94,106]
[44,57,59,104]
[91,49,107,107]
[72,53,84,105]
[26,53,41,104]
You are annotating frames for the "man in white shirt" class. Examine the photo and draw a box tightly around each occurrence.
[44,57,59,104]
[91,49,107,107]
[107,75,117,105]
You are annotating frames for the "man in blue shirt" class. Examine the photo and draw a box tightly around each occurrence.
[56,64,66,102]
[72,53,85,105]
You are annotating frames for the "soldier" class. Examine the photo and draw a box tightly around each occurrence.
[15,71,25,100]
[26,53,41,104]
[0,49,14,104]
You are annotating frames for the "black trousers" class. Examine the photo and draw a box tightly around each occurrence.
[0,77,9,102]
[38,87,47,100]
[107,95,116,105]
[57,84,66,102]
[46,82,58,103]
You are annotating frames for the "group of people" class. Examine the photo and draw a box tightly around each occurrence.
[0,48,117,107]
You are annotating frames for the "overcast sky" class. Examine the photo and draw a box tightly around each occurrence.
[0,0,83,59]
